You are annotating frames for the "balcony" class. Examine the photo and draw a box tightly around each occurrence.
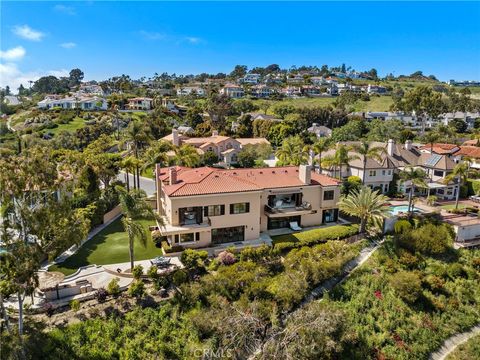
[264,202,314,218]
[159,216,211,236]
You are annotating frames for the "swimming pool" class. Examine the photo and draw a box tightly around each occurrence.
[389,205,423,216]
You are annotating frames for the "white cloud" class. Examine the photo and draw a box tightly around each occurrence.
[139,30,167,41]
[185,37,202,44]
[13,25,45,41]
[60,42,77,49]
[0,46,26,61]
[0,63,69,93]
[53,4,76,15]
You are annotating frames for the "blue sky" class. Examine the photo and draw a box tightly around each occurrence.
[1,1,479,90]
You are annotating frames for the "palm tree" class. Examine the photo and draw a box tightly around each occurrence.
[123,121,151,189]
[422,131,440,154]
[121,156,137,191]
[311,137,332,173]
[334,144,359,179]
[142,141,171,175]
[399,166,428,215]
[338,186,390,234]
[321,154,341,179]
[275,136,309,166]
[444,162,469,210]
[117,187,162,270]
[174,144,201,167]
[351,141,385,184]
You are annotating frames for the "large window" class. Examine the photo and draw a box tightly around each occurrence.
[434,170,444,177]
[322,209,338,223]
[174,232,200,244]
[323,190,335,201]
[267,216,301,230]
[212,226,245,244]
[230,202,250,214]
[369,170,376,177]
[204,205,225,217]
[179,207,203,225]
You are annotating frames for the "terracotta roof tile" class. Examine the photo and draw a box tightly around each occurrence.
[159,166,339,197]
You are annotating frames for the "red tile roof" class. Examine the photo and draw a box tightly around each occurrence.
[419,143,460,155]
[158,166,340,197]
[456,146,480,158]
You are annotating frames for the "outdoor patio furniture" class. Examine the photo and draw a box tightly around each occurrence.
[152,256,171,267]
[289,222,302,231]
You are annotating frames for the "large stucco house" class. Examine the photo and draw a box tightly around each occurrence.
[155,165,341,249]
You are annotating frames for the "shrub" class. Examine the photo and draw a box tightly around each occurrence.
[107,278,121,297]
[180,249,208,271]
[151,230,163,246]
[217,251,236,265]
[394,220,412,234]
[70,299,80,311]
[172,269,188,286]
[147,265,159,281]
[273,225,358,248]
[239,245,272,262]
[96,288,108,303]
[390,271,422,304]
[403,223,453,255]
[161,240,184,254]
[273,242,297,253]
[132,265,144,280]
[128,280,145,299]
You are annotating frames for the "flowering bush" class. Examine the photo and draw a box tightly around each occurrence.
[217,251,236,265]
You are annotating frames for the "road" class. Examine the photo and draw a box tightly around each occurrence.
[117,172,156,196]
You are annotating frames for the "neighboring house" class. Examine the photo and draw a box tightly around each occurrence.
[310,77,326,85]
[437,112,480,130]
[281,86,302,98]
[418,143,460,156]
[4,95,21,105]
[78,84,104,96]
[301,86,322,97]
[367,84,388,94]
[307,123,332,138]
[240,74,261,84]
[453,146,480,169]
[449,80,480,87]
[155,164,341,249]
[286,75,305,84]
[37,96,107,110]
[250,85,274,98]
[127,97,153,110]
[220,84,244,98]
[161,98,179,113]
[176,86,206,97]
[161,129,270,166]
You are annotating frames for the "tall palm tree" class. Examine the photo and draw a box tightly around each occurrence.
[422,131,440,154]
[338,186,390,234]
[121,156,138,191]
[123,121,151,189]
[142,141,171,175]
[399,166,428,215]
[117,187,162,270]
[174,144,201,167]
[311,137,332,173]
[351,141,385,184]
[275,136,309,166]
[444,162,469,210]
[334,144,359,179]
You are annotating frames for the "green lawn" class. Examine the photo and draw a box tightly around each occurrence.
[446,333,480,360]
[440,204,468,210]
[49,116,87,135]
[49,218,163,275]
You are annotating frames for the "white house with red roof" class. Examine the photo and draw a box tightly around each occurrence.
[154,164,341,249]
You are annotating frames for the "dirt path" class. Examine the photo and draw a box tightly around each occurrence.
[429,324,480,360]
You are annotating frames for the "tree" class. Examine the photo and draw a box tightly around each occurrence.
[444,162,469,210]
[275,136,309,166]
[449,118,468,133]
[272,104,296,119]
[202,151,218,166]
[123,120,151,189]
[237,150,256,168]
[69,68,84,87]
[390,271,422,304]
[141,141,171,176]
[235,114,253,137]
[322,144,358,179]
[399,166,428,215]
[174,144,201,167]
[311,137,332,173]
[117,188,160,270]
[331,119,367,142]
[350,141,385,183]
[204,93,232,132]
[232,99,257,115]
[230,65,247,79]
[338,186,390,233]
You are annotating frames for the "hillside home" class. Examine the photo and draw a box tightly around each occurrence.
[250,85,274,98]
[220,84,244,98]
[307,123,332,138]
[176,86,206,97]
[127,97,153,110]
[367,85,388,94]
[155,165,341,249]
[37,96,107,110]
[240,74,261,84]
[286,75,305,84]
[161,129,270,166]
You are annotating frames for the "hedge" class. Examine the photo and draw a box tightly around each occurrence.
[272,224,359,250]
[161,240,184,254]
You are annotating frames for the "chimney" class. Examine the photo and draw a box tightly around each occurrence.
[169,167,177,185]
[299,164,312,185]
[387,139,395,156]
[405,140,413,151]
[212,130,219,137]
[172,129,180,147]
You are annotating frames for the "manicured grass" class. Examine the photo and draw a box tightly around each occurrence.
[49,116,87,135]
[49,218,163,275]
[440,204,468,210]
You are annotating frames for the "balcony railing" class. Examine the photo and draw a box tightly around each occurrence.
[264,202,312,215]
